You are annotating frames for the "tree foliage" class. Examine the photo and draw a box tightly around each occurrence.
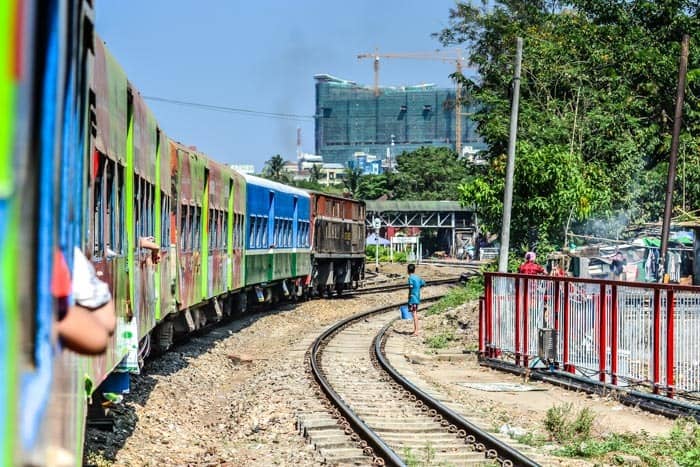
[437,0,700,249]
[309,163,323,183]
[262,154,289,183]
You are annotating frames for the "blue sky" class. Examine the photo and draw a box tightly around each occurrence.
[96,0,464,171]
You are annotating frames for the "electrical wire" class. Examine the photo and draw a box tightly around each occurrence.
[142,95,314,122]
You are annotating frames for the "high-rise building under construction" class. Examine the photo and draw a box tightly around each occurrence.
[314,74,485,166]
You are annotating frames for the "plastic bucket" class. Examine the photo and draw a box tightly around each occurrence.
[400,305,412,320]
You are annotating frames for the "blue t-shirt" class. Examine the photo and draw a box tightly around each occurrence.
[408,273,426,304]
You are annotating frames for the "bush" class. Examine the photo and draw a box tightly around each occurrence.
[544,404,594,444]
[365,245,409,263]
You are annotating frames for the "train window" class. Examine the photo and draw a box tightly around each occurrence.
[104,160,115,256]
[238,214,244,249]
[134,176,142,239]
[279,219,285,247]
[193,206,201,251]
[326,199,332,215]
[160,193,169,248]
[148,183,155,239]
[208,209,214,252]
[287,220,292,247]
[249,216,255,248]
[116,166,124,254]
[180,205,188,251]
[261,217,268,248]
[92,154,105,257]
[221,211,227,249]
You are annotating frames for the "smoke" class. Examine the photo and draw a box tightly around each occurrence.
[577,211,633,241]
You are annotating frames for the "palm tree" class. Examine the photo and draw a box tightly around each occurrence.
[343,167,362,195]
[309,163,323,183]
[263,154,287,182]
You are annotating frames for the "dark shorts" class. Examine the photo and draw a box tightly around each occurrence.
[408,303,418,313]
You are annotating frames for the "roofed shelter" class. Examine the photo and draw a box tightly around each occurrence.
[365,200,476,257]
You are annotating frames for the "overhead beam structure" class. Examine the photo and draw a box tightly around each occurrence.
[365,200,476,257]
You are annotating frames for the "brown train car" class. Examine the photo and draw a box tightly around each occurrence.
[309,192,366,295]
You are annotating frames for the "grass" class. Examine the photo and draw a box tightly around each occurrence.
[425,331,455,349]
[402,442,455,466]
[542,405,700,466]
[425,277,482,317]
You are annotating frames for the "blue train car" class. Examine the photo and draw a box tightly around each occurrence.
[243,175,311,300]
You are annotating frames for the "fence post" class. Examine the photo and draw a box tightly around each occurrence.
[666,290,675,398]
[563,282,572,372]
[479,297,485,355]
[611,285,618,386]
[485,274,493,357]
[653,288,661,394]
[523,278,530,367]
[599,284,607,383]
[554,280,560,331]
[515,277,521,366]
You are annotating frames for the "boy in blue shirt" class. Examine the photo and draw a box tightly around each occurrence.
[407,263,426,336]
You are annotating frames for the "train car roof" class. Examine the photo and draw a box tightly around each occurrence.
[304,190,365,205]
[243,174,310,198]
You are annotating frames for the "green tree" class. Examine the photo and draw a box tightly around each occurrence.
[392,146,469,200]
[343,167,362,195]
[309,163,323,183]
[436,0,700,247]
[262,154,288,182]
[356,174,392,200]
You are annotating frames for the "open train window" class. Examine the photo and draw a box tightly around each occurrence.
[116,165,125,255]
[222,211,228,249]
[180,204,188,251]
[192,206,201,251]
[92,153,105,257]
[208,209,214,252]
[249,216,255,248]
[161,193,170,248]
[105,159,115,256]
[257,217,266,248]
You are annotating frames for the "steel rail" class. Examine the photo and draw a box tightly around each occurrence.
[374,321,541,467]
[481,358,700,422]
[309,302,410,467]
[351,276,467,296]
[308,278,459,466]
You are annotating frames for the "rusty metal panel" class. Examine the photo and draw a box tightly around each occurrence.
[131,89,157,182]
[93,39,127,163]
[207,159,227,210]
[159,131,171,196]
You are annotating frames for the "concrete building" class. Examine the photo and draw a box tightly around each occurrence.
[314,74,486,166]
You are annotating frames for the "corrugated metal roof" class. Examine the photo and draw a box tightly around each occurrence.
[365,200,473,212]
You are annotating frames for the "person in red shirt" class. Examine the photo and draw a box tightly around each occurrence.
[518,252,545,275]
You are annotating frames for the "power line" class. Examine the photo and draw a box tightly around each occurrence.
[142,95,314,122]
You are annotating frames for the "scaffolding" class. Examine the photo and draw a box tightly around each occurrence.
[314,74,485,165]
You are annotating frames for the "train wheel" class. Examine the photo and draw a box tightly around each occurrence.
[151,319,174,355]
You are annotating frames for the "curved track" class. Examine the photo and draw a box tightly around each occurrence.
[303,290,539,466]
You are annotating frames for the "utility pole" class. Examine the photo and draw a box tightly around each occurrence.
[659,34,690,283]
[498,37,523,273]
[455,55,463,156]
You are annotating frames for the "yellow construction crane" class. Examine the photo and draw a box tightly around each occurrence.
[357,48,476,155]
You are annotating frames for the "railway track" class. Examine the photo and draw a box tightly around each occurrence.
[300,290,539,466]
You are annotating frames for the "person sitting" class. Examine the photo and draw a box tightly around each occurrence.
[53,247,116,355]
[518,252,545,275]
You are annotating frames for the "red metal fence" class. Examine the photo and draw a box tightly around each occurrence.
[481,272,700,398]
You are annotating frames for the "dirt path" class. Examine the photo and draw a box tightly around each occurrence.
[85,285,452,466]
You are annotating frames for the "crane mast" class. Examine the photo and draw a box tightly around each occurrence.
[357,49,474,155]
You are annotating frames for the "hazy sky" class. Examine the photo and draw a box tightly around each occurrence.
[96,0,464,170]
